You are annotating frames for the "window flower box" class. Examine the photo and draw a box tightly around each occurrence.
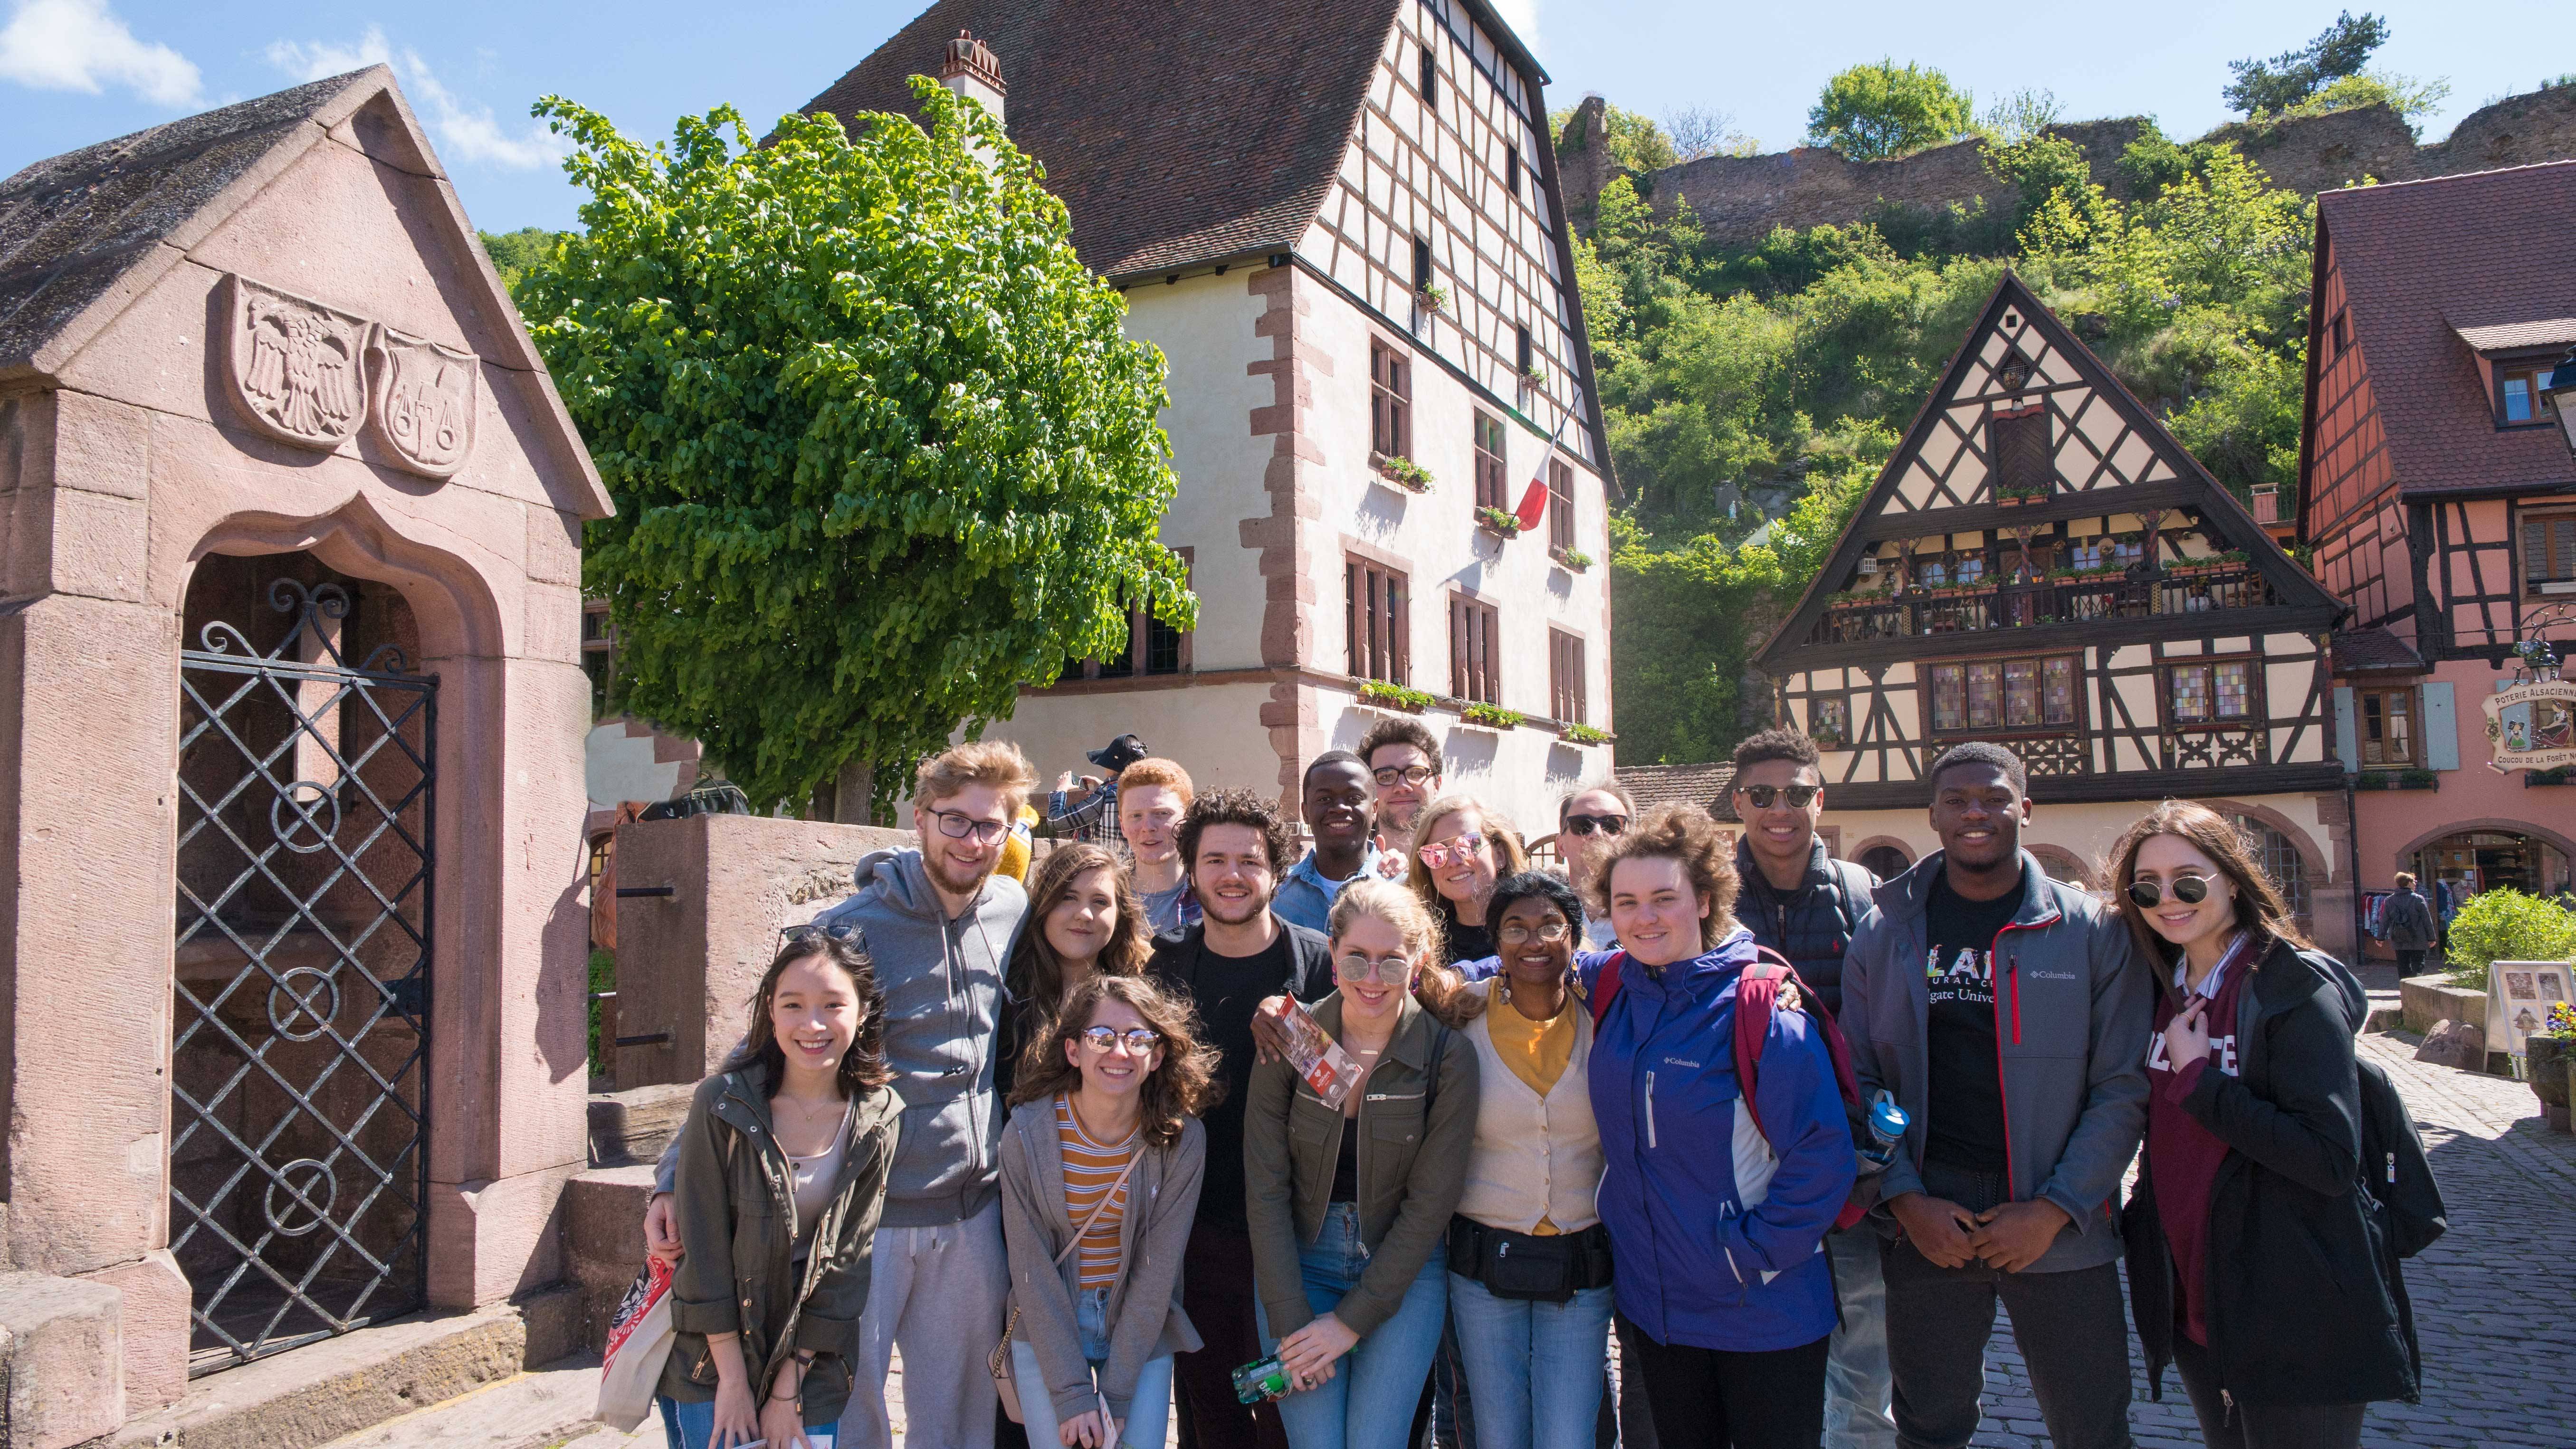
[1994,485,2049,507]
[1373,453,1434,493]
[1550,546,1593,572]
[1475,506,1524,539]
[2355,770,2440,791]
[1356,680,1434,714]
[1559,723,1611,745]
[1460,703,1524,731]
[1417,283,1449,314]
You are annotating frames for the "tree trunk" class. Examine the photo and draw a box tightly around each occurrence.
[834,758,875,825]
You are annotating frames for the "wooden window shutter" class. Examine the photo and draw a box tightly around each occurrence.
[1991,406,2051,499]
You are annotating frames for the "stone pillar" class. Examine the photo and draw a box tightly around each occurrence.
[0,1273,126,1447]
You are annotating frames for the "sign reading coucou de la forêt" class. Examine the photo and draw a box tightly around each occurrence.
[223,272,480,479]
[2484,677,2576,772]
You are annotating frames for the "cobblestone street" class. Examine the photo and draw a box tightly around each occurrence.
[1966,1030,2576,1448]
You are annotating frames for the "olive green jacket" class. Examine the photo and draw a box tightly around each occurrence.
[1244,993,1477,1339]
[658,1063,902,1421]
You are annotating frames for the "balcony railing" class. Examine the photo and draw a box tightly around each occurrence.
[1812,565,2281,646]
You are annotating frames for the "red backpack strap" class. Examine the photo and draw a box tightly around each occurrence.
[1733,947,1870,1153]
[1588,952,1627,1028]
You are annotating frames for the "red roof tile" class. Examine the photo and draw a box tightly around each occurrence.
[801,0,1402,282]
[2319,162,2576,496]
[2330,626,2428,673]
[1615,763,1738,822]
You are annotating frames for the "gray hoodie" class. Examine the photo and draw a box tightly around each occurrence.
[1840,848,2151,1272]
[657,848,1027,1228]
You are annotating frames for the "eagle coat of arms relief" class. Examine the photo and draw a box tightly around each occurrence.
[223,275,369,449]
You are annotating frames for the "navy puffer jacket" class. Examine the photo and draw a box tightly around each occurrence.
[1732,839,1877,1018]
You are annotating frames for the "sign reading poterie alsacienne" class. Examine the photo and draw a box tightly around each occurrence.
[2484,678,2576,772]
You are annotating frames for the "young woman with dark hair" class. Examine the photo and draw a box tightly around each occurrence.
[2109,801,2416,1449]
[1000,842,1155,1099]
[1000,973,1221,1449]
[660,934,901,1449]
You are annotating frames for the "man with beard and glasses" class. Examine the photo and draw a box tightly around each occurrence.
[1840,743,2149,1449]
[1150,790,1335,1449]
[643,741,1035,1449]
[1272,751,1386,934]
[1358,717,1444,842]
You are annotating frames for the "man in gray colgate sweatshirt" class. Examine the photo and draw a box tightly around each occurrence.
[647,741,1032,1449]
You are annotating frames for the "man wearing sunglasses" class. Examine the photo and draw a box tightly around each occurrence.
[1553,782,1633,950]
[1723,728,1890,1449]
[1839,743,2149,1449]
[644,741,1037,1449]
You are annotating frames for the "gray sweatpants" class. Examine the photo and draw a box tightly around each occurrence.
[839,1199,1011,1449]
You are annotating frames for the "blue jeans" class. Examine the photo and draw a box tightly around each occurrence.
[658,1394,838,1449]
[1822,1227,1895,1449]
[1010,1286,1176,1449]
[1445,1272,1612,1449]
[1255,1202,1450,1449]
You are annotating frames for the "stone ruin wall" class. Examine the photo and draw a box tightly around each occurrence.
[1556,86,2576,246]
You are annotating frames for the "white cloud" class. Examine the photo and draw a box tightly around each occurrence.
[266,25,564,171]
[1487,0,1541,55]
[0,0,199,106]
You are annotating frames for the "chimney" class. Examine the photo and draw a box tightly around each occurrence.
[939,30,1006,129]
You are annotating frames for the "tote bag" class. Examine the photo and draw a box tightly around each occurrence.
[597,1253,677,1430]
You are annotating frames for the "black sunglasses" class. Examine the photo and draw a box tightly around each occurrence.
[1736,783,1820,809]
[2126,876,2212,909]
[1560,813,1628,837]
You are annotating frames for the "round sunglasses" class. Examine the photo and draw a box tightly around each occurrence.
[2126,875,2213,909]
[1735,783,1820,810]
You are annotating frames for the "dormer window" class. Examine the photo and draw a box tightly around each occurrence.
[2498,358,2559,426]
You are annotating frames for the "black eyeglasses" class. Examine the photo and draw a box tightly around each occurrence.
[927,807,1010,845]
[1078,1026,1162,1056]
[1736,784,1820,810]
[1373,764,1437,788]
[2127,876,2212,909]
[1560,813,1628,837]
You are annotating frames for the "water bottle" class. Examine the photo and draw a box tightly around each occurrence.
[1857,1090,1908,1175]
[1232,1354,1294,1404]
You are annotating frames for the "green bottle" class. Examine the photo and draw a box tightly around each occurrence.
[1232,1354,1293,1404]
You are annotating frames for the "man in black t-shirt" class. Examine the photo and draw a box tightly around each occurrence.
[1148,790,1332,1449]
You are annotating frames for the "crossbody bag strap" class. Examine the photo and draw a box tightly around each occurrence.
[1053,1148,1143,1267]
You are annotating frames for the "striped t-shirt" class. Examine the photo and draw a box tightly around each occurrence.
[1056,1094,1137,1289]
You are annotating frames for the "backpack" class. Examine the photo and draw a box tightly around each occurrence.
[2355,1054,2446,1258]
[1590,947,1872,1230]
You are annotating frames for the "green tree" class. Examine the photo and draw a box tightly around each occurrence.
[2223,11,2388,115]
[515,83,1191,813]
[479,226,564,291]
[2281,70,2452,136]
[1552,102,1679,173]
[1805,60,1976,161]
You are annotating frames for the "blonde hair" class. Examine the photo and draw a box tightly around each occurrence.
[1329,877,1477,1027]
[916,739,1034,813]
[1117,757,1196,803]
[1402,794,1531,915]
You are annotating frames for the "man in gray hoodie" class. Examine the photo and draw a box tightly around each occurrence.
[1840,742,2149,1449]
[646,740,1032,1449]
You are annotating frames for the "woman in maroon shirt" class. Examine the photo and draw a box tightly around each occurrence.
[2107,802,2415,1449]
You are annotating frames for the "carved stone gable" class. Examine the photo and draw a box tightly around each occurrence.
[224,275,369,450]
[367,326,479,478]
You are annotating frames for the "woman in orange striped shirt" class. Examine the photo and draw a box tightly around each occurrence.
[1001,974,1221,1449]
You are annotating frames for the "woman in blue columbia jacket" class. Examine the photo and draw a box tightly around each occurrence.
[1581,804,1855,1449]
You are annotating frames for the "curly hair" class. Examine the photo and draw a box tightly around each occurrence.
[1008,843,1150,1017]
[1356,716,1443,777]
[725,934,893,1096]
[1730,726,1821,776]
[1587,802,1741,942]
[1176,788,1299,882]
[1928,740,2028,797]
[1007,973,1224,1148]
[2104,800,2311,996]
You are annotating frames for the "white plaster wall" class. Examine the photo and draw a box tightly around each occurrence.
[982,683,1283,801]
[1322,693,1605,842]
[1119,275,1275,671]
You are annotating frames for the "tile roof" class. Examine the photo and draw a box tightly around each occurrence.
[2453,317,2576,353]
[0,70,372,372]
[2319,162,2576,496]
[2331,626,2430,674]
[800,0,1402,281]
[1615,762,1739,822]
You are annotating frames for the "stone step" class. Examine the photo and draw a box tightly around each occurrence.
[312,1352,618,1449]
[113,1289,573,1449]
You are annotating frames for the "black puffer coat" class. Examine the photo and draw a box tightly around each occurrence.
[1733,838,1876,1016]
[2122,939,2420,1408]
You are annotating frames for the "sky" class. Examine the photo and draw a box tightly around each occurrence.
[0,0,2564,236]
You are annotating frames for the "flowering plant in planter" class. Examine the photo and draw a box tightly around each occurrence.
[1356,679,1433,713]
[1559,722,1610,744]
[1375,455,1434,493]
[1551,547,1593,571]
[1475,506,1524,537]
[1417,283,1449,313]
[1460,703,1524,729]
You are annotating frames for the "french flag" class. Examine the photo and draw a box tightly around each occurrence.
[1512,387,1584,532]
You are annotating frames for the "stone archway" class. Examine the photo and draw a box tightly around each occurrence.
[2029,844,2097,889]
[1851,835,1915,882]
[2392,816,2576,876]
[2195,797,2335,886]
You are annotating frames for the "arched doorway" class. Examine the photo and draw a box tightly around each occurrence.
[2029,845,2096,891]
[2224,813,2310,923]
[1856,842,1912,881]
[2412,830,2573,902]
[171,552,436,1373]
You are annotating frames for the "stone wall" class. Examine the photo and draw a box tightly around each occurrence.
[1557,86,2576,247]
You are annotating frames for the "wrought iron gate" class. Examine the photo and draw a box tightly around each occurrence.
[172,578,435,1375]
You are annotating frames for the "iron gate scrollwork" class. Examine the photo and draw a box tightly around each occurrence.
[172,578,435,1375]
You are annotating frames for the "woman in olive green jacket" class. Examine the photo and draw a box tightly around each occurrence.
[1245,879,1479,1449]
[659,934,903,1449]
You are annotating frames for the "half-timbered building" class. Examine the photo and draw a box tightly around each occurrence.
[1755,275,2357,953]
[807,0,1615,829]
[2299,162,2576,932]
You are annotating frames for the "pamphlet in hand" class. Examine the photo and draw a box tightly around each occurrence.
[1276,999,1362,1110]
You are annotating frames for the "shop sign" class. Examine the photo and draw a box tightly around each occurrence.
[2483,678,2576,772]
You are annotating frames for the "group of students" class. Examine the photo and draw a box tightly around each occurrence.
[631,714,2425,1449]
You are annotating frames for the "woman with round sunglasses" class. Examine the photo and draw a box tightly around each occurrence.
[1244,880,1480,1449]
[1440,871,1615,1449]
[1001,973,1221,1449]
[2108,801,2414,1449]
[1404,795,1531,964]
[1000,843,1154,1101]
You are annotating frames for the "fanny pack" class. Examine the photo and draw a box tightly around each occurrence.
[1445,1217,1614,1304]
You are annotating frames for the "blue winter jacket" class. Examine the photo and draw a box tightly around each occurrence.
[1584,930,1856,1353]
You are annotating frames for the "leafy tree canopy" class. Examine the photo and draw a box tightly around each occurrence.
[515,82,1191,811]
[1805,59,1976,162]
[1552,101,1679,173]
[479,226,564,291]
[2223,11,2387,115]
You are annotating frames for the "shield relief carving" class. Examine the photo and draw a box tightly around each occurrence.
[224,275,369,449]
[366,325,479,478]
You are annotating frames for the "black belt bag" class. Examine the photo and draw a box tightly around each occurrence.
[1445,1216,1614,1303]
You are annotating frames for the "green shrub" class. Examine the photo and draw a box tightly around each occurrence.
[588,948,616,1078]
[2442,888,2576,989]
